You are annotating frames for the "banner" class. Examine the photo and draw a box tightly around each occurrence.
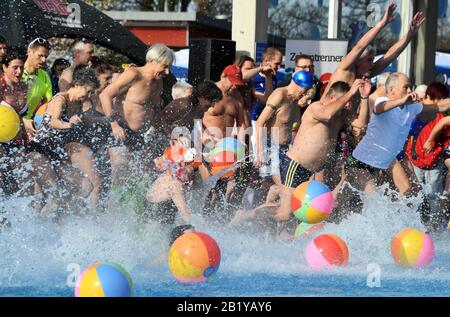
[285,39,348,77]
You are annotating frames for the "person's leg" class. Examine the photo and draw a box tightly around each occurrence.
[274,184,294,222]
[108,146,129,187]
[25,151,64,212]
[67,143,101,206]
[388,159,412,196]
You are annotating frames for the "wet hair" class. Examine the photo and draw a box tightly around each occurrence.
[2,48,26,67]
[234,55,254,68]
[169,224,195,246]
[50,58,70,75]
[146,43,175,65]
[294,54,312,65]
[425,82,449,101]
[0,35,6,45]
[89,57,114,75]
[325,81,350,97]
[190,80,223,106]
[261,47,282,62]
[72,65,99,89]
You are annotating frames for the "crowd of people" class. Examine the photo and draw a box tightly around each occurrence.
[0,3,449,239]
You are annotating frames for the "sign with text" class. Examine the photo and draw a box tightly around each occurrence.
[285,39,348,76]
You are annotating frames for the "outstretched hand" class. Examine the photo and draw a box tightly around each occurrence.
[378,3,397,27]
[410,11,425,33]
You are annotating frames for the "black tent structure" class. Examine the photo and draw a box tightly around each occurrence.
[0,0,148,65]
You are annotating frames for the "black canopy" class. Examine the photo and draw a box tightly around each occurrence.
[0,0,148,65]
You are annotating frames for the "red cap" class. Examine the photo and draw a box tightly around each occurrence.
[319,72,332,83]
[222,65,244,86]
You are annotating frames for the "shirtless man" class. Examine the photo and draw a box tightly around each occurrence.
[99,44,174,183]
[202,65,247,146]
[59,40,94,92]
[275,79,371,221]
[322,3,425,98]
[255,70,314,185]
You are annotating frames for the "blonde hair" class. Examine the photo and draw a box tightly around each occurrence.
[146,44,175,65]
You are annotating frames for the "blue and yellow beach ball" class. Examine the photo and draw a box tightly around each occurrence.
[74,262,132,297]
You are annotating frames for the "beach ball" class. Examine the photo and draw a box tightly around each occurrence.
[294,222,325,239]
[209,137,245,161]
[209,137,245,179]
[168,231,221,283]
[33,103,48,129]
[305,234,349,269]
[391,228,434,268]
[0,105,21,143]
[75,262,132,297]
[291,180,334,224]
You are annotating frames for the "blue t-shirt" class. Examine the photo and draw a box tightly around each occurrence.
[250,73,277,121]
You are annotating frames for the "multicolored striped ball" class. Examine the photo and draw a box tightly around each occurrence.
[291,180,334,224]
[75,262,132,297]
[168,231,221,283]
[391,228,434,268]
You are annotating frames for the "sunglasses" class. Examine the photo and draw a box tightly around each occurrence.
[28,37,50,48]
[296,65,315,69]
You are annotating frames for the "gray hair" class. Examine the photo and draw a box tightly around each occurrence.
[146,43,175,65]
[172,81,193,100]
[377,72,391,87]
[385,72,406,92]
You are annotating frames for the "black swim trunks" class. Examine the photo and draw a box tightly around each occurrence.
[345,154,381,176]
[105,124,145,153]
[279,151,313,188]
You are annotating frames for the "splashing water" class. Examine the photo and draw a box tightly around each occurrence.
[0,169,449,297]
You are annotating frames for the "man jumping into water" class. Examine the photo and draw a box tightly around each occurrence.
[99,43,175,184]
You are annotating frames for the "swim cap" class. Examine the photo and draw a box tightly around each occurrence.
[292,70,314,89]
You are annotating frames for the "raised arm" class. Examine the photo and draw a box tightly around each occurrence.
[338,3,397,72]
[255,89,283,167]
[418,97,450,115]
[242,65,272,81]
[311,79,361,123]
[372,11,425,75]
[373,92,418,114]
[350,79,371,129]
